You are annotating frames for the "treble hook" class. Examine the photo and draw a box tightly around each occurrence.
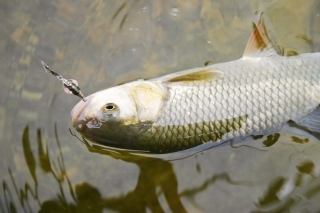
[41,61,86,102]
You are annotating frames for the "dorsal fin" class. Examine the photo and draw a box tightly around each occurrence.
[243,17,278,58]
[165,69,222,83]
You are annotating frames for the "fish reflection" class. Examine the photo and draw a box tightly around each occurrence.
[3,125,320,212]
[3,126,77,213]
[3,125,191,212]
[82,143,188,212]
[77,137,192,213]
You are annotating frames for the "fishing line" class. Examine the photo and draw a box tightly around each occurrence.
[0,24,86,101]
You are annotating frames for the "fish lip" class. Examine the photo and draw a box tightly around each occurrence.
[71,95,94,127]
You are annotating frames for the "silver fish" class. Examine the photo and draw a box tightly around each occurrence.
[71,19,320,153]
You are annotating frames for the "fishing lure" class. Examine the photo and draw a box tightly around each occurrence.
[41,61,86,102]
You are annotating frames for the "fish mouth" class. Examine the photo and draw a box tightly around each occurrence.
[71,94,94,127]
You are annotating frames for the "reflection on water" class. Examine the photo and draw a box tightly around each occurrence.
[4,126,188,212]
[1,0,320,212]
[2,125,320,212]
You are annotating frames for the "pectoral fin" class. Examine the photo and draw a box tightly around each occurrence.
[163,69,223,83]
[284,109,320,140]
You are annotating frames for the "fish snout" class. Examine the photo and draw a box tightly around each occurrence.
[71,95,94,128]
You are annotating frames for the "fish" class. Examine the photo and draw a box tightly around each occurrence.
[71,18,320,153]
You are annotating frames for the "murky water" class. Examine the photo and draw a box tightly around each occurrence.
[1,0,320,212]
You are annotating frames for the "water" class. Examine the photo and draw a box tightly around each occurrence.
[0,0,320,212]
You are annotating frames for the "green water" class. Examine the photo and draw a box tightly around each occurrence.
[1,0,320,212]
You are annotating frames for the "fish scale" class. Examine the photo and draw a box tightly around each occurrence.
[144,54,320,152]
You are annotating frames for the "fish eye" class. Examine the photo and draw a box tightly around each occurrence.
[103,103,117,111]
[101,103,119,121]
[106,105,114,110]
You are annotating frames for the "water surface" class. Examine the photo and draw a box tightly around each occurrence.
[1,0,320,212]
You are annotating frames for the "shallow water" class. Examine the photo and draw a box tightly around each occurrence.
[1,0,320,212]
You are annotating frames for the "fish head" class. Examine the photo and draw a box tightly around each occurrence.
[71,81,167,150]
